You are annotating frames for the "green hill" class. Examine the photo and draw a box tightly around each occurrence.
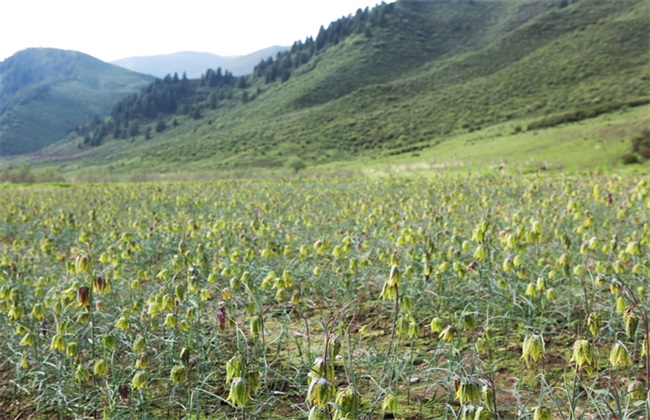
[30,0,650,177]
[0,48,154,155]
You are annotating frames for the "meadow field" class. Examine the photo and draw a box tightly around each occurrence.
[0,174,648,419]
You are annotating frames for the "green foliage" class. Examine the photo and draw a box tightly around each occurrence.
[0,174,648,418]
[0,164,34,183]
[621,153,641,165]
[631,129,650,159]
[0,164,65,184]
[287,156,306,173]
[527,98,650,131]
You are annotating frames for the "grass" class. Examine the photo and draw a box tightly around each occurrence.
[345,104,650,176]
[0,174,648,418]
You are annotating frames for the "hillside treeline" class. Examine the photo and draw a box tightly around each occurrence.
[75,3,394,147]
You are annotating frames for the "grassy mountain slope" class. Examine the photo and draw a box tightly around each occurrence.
[0,48,154,155]
[34,0,650,177]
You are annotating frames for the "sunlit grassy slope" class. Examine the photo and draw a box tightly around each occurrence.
[28,0,650,179]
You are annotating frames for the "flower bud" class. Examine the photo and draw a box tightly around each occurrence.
[227,377,250,408]
[430,317,443,333]
[388,265,401,287]
[502,257,514,273]
[475,338,489,353]
[628,379,645,399]
[102,334,116,351]
[133,336,145,353]
[163,294,174,310]
[170,365,187,383]
[485,326,495,341]
[587,313,601,338]
[307,377,334,407]
[381,394,398,414]
[545,288,557,301]
[135,352,148,369]
[274,288,285,302]
[183,274,197,293]
[571,339,597,369]
[199,289,211,301]
[525,282,537,297]
[474,245,486,261]
[333,387,360,419]
[624,310,639,337]
[439,325,455,342]
[179,319,191,331]
[625,241,640,256]
[132,370,147,389]
[66,341,78,357]
[246,370,260,391]
[462,313,476,330]
[20,332,35,347]
[309,357,334,383]
[455,379,480,405]
[291,291,301,305]
[116,316,130,331]
[50,333,65,352]
[118,383,129,400]
[180,347,190,366]
[482,383,495,412]
[475,406,490,420]
[329,335,342,359]
[76,311,90,324]
[396,316,409,338]
[93,275,106,293]
[31,302,46,320]
[522,334,545,368]
[460,405,476,420]
[609,341,631,368]
[77,286,90,307]
[164,314,176,329]
[308,406,328,420]
[222,287,233,301]
[226,356,246,383]
[533,406,552,420]
[174,284,185,302]
[408,321,420,338]
[94,358,108,376]
[379,282,398,301]
[616,297,626,313]
[75,364,90,382]
[75,253,91,273]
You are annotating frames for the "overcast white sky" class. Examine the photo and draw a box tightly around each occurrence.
[1,0,394,62]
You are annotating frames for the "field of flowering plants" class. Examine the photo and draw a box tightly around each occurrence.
[0,174,648,419]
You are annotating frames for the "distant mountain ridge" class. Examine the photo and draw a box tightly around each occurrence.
[111,46,289,78]
[0,48,154,155]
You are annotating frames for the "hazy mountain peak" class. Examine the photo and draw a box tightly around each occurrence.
[111,46,289,79]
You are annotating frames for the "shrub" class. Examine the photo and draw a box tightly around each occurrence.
[621,153,640,165]
[631,129,650,159]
